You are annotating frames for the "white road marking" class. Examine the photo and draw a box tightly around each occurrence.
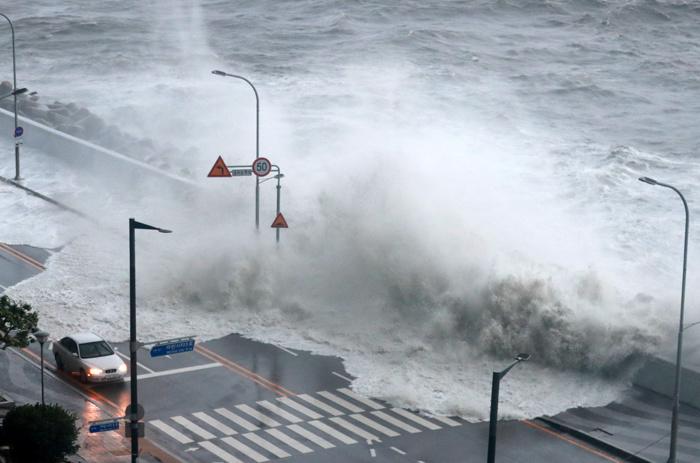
[330,417,380,442]
[286,424,335,449]
[115,350,155,373]
[430,415,461,427]
[351,414,400,437]
[257,400,302,423]
[371,411,420,433]
[338,388,384,410]
[370,448,376,458]
[274,345,298,356]
[150,419,194,444]
[390,446,406,455]
[391,409,441,430]
[199,440,244,463]
[214,408,260,432]
[265,428,313,453]
[193,411,237,435]
[236,404,281,428]
[171,416,216,440]
[277,397,323,420]
[244,432,291,458]
[308,420,357,444]
[318,391,363,413]
[221,436,268,462]
[297,393,344,416]
[123,362,221,381]
[185,447,198,452]
[331,371,353,382]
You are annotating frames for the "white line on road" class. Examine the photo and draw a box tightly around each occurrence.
[123,362,221,381]
[308,420,357,445]
[115,350,155,373]
[221,436,268,462]
[338,387,384,409]
[277,397,323,420]
[351,414,399,437]
[297,393,344,416]
[391,408,441,430]
[193,411,237,435]
[199,440,244,463]
[331,371,353,382]
[286,424,335,449]
[150,419,194,444]
[243,432,291,458]
[214,408,260,432]
[318,391,364,413]
[236,404,281,428]
[330,417,380,442]
[371,411,420,433]
[265,428,313,453]
[430,414,461,427]
[390,446,407,455]
[171,416,216,440]
[370,448,376,458]
[257,400,302,423]
[274,345,298,356]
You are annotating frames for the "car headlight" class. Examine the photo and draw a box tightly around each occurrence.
[118,363,127,373]
[88,367,103,376]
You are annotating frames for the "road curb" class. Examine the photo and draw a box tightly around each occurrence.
[536,417,654,463]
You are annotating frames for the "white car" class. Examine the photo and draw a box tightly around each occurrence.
[51,332,127,383]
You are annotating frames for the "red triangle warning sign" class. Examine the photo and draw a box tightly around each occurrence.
[271,212,288,228]
[207,156,231,177]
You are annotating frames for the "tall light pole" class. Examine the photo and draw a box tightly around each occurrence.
[34,330,50,406]
[487,353,531,463]
[0,13,21,180]
[211,69,261,230]
[639,176,689,463]
[129,218,171,463]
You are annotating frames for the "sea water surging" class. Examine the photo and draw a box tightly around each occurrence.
[1,0,699,419]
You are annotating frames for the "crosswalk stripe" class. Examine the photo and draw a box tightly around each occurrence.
[199,440,244,463]
[430,415,461,427]
[277,397,323,420]
[371,411,420,433]
[297,394,344,416]
[330,417,380,442]
[350,414,400,437]
[391,408,441,430]
[215,408,260,432]
[171,416,216,440]
[257,400,303,423]
[221,436,268,462]
[193,411,237,435]
[318,391,364,413]
[243,432,291,458]
[309,420,357,444]
[337,388,384,410]
[150,419,194,444]
[236,404,281,428]
[265,428,313,453]
[286,424,335,449]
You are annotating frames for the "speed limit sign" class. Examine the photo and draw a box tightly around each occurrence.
[252,157,272,177]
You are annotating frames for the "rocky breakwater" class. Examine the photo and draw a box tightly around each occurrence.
[0,81,194,177]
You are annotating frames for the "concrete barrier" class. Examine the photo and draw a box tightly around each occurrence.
[633,355,700,408]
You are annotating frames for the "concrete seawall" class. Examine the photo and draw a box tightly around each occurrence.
[633,354,700,408]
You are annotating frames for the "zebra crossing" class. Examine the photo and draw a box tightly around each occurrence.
[149,387,461,462]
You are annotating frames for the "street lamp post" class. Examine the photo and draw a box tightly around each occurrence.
[0,13,21,180]
[639,176,689,463]
[129,218,171,463]
[487,353,531,463]
[34,330,50,406]
[211,69,261,230]
[0,87,26,101]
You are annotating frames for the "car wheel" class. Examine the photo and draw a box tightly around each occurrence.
[54,353,64,371]
[79,369,88,384]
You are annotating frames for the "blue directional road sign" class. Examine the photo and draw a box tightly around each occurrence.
[14,126,23,138]
[89,420,119,433]
[150,338,195,358]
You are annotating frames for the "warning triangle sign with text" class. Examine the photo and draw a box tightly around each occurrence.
[207,156,231,177]
[271,212,288,228]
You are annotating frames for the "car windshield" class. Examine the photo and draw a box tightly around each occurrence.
[79,341,114,359]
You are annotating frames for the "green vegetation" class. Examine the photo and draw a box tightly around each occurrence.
[0,295,38,350]
[2,403,79,462]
